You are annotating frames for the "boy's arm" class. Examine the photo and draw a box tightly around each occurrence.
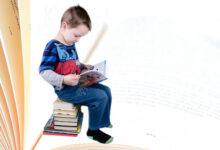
[40,69,64,90]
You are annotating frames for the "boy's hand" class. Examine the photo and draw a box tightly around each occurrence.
[63,74,80,86]
[84,64,94,70]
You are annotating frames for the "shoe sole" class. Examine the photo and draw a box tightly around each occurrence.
[87,136,114,144]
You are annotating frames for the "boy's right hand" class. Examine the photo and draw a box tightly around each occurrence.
[63,74,80,86]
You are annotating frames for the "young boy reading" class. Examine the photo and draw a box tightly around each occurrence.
[39,5,113,144]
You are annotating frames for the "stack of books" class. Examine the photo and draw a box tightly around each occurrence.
[43,98,83,137]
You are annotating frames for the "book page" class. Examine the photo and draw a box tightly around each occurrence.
[93,13,220,150]
[80,60,107,75]
[28,0,220,150]
[51,143,147,150]
[17,0,31,148]
[0,84,16,150]
[0,41,19,150]
[0,107,11,150]
[0,0,25,149]
[92,60,107,75]
[79,60,107,86]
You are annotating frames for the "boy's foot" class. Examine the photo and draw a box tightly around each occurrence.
[87,129,113,144]
[106,123,113,128]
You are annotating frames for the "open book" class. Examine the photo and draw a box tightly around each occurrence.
[79,60,107,87]
[3,0,220,150]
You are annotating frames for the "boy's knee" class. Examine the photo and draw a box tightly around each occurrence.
[99,91,108,102]
[96,91,108,106]
[94,89,107,99]
[106,86,111,93]
[89,89,109,109]
[89,95,107,109]
[103,85,111,92]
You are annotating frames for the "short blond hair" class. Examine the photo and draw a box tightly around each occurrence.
[61,5,91,30]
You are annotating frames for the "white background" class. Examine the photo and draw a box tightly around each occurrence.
[26,0,220,149]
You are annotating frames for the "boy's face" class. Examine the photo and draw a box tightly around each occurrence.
[62,23,89,46]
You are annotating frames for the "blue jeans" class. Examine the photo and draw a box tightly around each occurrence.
[55,83,112,130]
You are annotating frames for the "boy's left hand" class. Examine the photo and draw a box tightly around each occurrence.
[84,64,94,70]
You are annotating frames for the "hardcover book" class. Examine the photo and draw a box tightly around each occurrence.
[54,112,79,118]
[54,121,78,126]
[54,126,78,131]
[42,132,78,137]
[54,115,79,122]
[53,107,79,116]
[53,98,77,110]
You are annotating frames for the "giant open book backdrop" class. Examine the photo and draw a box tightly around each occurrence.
[1,0,220,150]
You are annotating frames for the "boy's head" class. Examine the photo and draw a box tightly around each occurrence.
[61,5,91,30]
[60,5,91,45]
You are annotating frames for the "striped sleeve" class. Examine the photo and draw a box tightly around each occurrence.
[39,40,58,72]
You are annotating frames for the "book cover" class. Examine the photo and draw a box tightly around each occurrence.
[42,132,78,137]
[43,114,54,130]
[79,60,107,87]
[44,125,81,135]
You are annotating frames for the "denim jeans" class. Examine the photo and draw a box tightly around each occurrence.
[55,83,112,130]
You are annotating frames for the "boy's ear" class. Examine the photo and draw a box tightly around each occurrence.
[61,21,68,29]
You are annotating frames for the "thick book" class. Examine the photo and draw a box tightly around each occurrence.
[42,132,78,137]
[54,115,79,122]
[53,107,79,116]
[54,125,78,131]
[53,110,80,118]
[79,60,107,87]
[54,121,78,126]
[53,98,77,110]
[44,125,82,135]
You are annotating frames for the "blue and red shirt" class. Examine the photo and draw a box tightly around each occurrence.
[39,40,81,75]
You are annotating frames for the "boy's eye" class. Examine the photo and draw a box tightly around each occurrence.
[75,35,81,38]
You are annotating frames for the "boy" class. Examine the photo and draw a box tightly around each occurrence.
[39,5,113,144]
